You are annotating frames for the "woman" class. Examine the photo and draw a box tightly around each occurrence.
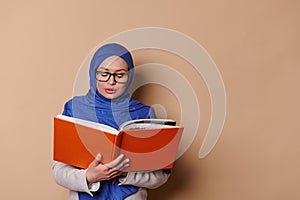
[52,43,170,200]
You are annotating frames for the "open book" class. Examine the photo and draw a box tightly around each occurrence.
[53,114,184,171]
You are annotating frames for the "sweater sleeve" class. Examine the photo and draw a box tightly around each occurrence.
[118,170,170,189]
[52,161,100,196]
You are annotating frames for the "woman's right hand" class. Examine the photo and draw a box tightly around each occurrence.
[86,153,130,183]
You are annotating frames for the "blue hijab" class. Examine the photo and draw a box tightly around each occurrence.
[62,43,155,200]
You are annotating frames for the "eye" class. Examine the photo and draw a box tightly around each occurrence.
[99,72,109,77]
[116,73,126,78]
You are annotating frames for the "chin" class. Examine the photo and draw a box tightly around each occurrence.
[105,93,121,100]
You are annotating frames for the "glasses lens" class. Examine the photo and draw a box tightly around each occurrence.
[115,73,128,83]
[96,71,128,83]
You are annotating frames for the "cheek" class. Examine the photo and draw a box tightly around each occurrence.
[113,84,128,99]
[117,84,127,94]
[96,82,105,93]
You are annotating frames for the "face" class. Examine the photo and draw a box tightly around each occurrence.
[96,55,129,99]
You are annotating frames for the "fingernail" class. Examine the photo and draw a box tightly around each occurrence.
[96,154,101,160]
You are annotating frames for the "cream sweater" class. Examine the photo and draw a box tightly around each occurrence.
[52,162,170,200]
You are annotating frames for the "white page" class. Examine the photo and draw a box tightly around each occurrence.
[56,114,119,135]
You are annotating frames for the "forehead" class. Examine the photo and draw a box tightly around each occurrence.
[97,55,128,71]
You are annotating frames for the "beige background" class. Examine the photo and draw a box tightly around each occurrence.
[1,0,299,199]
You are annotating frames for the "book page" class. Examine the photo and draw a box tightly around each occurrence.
[120,118,176,130]
[56,114,119,134]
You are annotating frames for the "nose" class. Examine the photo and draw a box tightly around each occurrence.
[107,74,117,85]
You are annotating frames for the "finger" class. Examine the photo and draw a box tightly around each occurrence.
[108,170,126,180]
[116,163,130,172]
[107,162,130,176]
[113,158,130,171]
[105,154,125,168]
[89,153,102,167]
[107,170,121,178]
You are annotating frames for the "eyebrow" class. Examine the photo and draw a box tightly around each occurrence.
[97,67,128,72]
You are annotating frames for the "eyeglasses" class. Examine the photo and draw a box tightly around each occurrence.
[95,71,129,83]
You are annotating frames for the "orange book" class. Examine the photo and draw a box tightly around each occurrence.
[53,114,184,171]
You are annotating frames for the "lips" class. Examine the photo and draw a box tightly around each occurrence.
[105,88,116,94]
